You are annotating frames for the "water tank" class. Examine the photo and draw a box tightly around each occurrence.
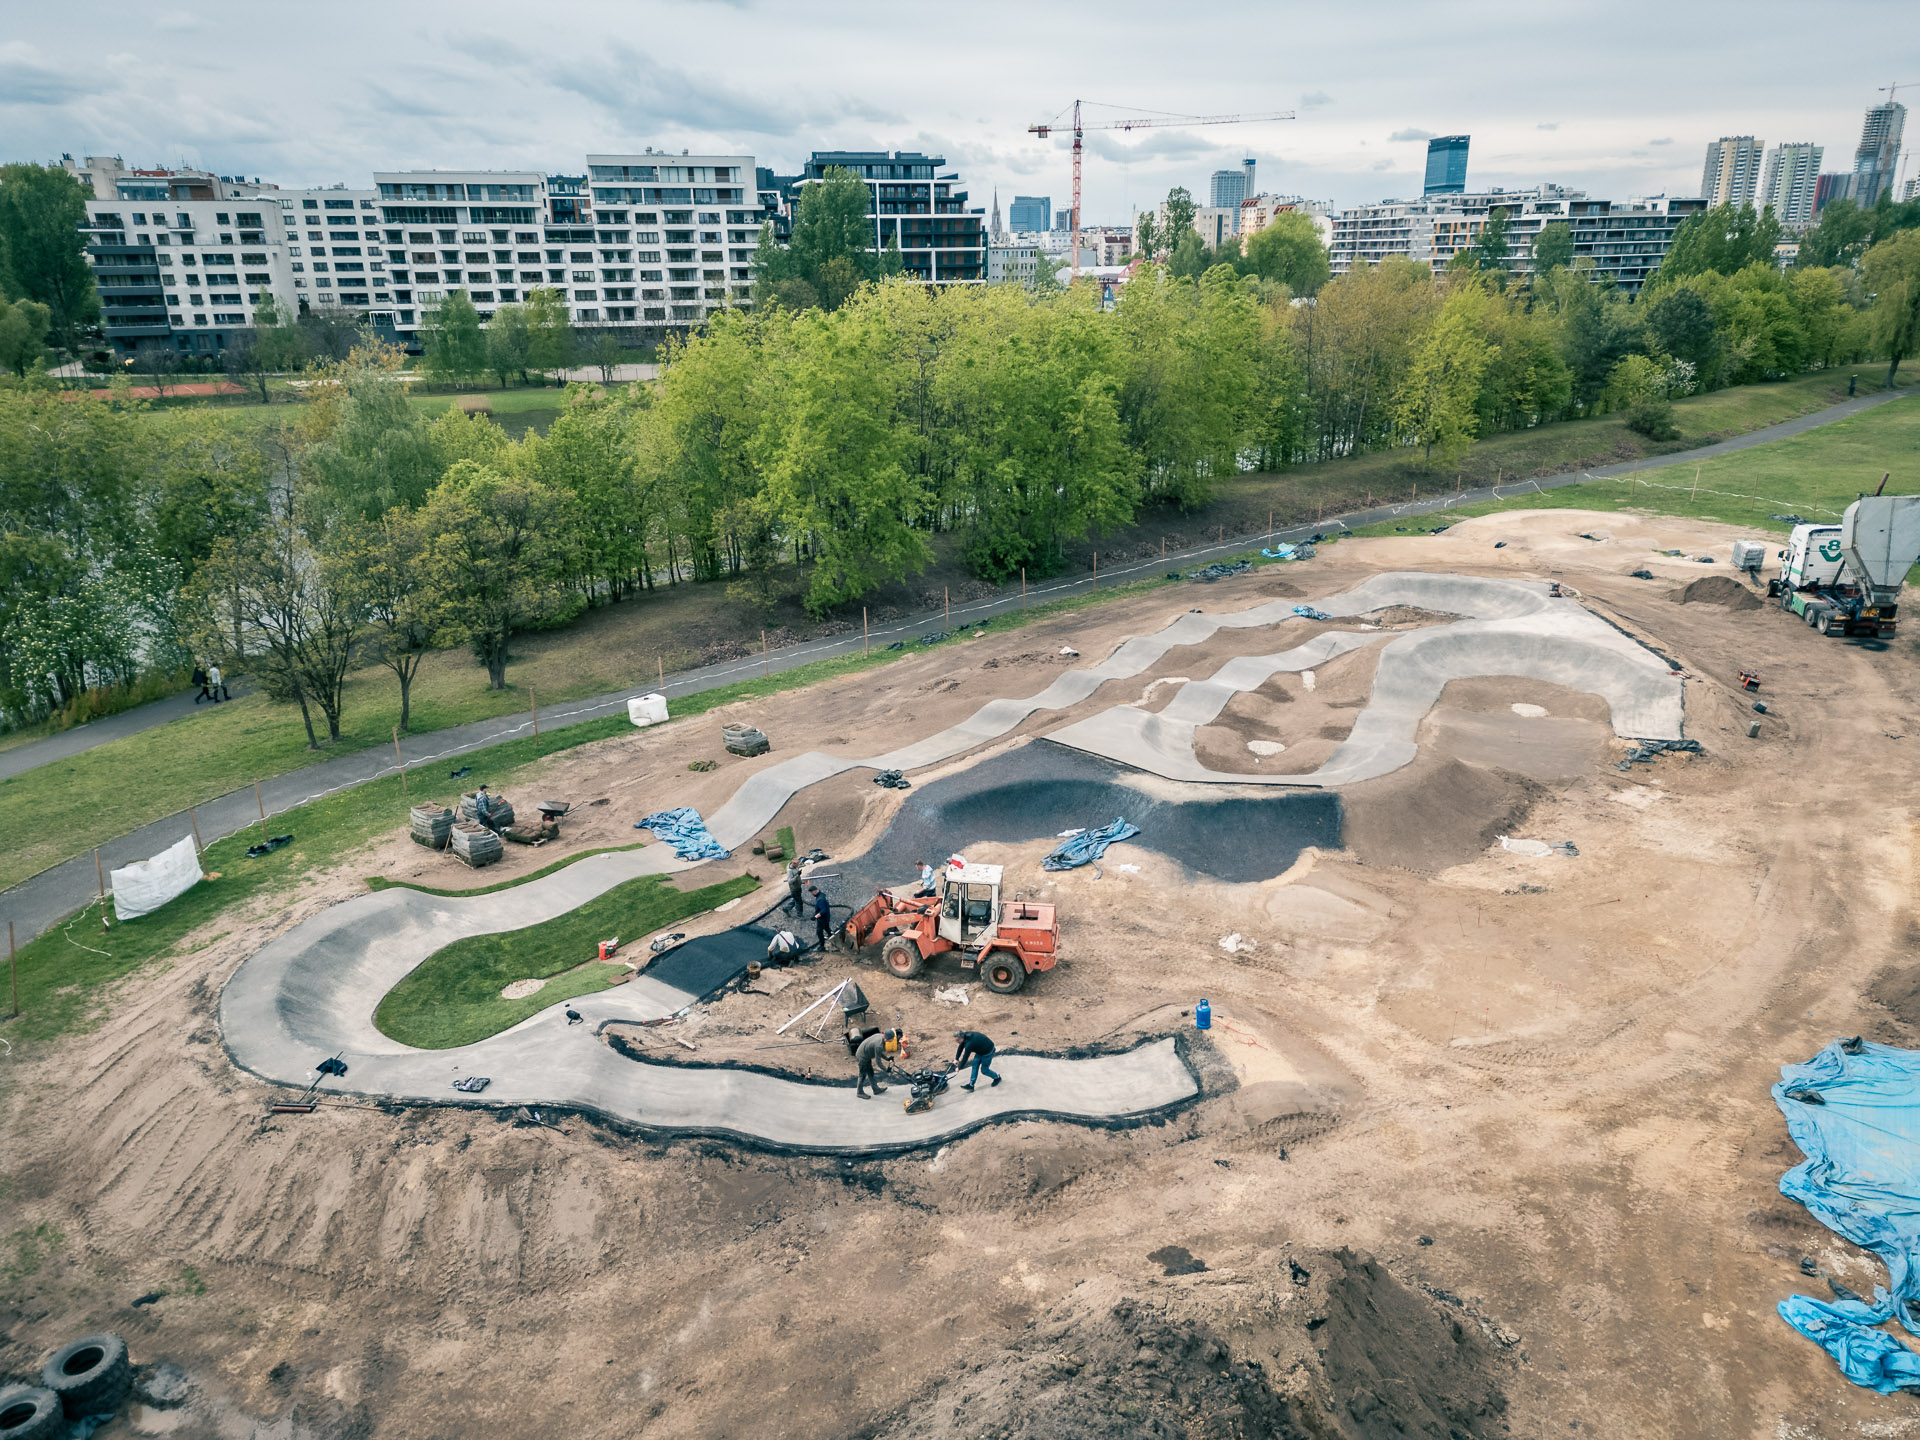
[628,693,669,727]
[1731,540,1767,573]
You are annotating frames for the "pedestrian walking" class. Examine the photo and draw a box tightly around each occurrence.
[854,1028,899,1099]
[953,1030,1002,1090]
[785,857,805,916]
[810,883,833,951]
[191,664,211,704]
[208,662,227,702]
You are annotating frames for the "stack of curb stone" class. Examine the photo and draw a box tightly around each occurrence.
[410,804,454,849]
[459,791,515,829]
[450,821,503,867]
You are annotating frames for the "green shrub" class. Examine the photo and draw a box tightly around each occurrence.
[1625,397,1679,441]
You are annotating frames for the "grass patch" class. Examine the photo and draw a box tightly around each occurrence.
[776,825,795,857]
[366,839,650,897]
[372,870,757,1049]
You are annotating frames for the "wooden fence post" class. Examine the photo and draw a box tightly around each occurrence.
[254,780,267,834]
[8,920,16,1018]
[529,688,538,738]
[189,805,203,854]
[393,727,407,793]
[762,630,770,678]
[863,607,869,655]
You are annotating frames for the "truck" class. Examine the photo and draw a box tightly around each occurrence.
[1767,495,1920,639]
[839,862,1059,995]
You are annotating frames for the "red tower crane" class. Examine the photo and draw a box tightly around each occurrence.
[1028,101,1295,279]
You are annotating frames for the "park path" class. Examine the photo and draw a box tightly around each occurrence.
[2,385,1910,942]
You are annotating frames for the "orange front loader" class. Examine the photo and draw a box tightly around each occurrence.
[839,862,1057,995]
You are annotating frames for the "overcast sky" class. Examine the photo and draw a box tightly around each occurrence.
[5,1,1916,221]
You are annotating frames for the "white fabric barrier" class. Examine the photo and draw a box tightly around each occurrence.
[110,835,203,920]
[628,693,669,727]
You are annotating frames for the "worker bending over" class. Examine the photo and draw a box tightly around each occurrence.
[953,1030,1002,1090]
[855,1028,900,1099]
[766,929,802,966]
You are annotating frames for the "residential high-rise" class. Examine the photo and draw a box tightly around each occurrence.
[802,151,986,284]
[1008,194,1050,233]
[1759,142,1823,227]
[1701,136,1763,208]
[1209,167,1245,211]
[1423,136,1469,196]
[1847,101,1907,205]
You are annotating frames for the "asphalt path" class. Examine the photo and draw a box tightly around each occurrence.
[4,387,1909,942]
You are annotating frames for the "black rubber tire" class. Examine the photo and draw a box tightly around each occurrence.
[1804,605,1821,627]
[41,1333,131,1418]
[0,1386,64,1440]
[1818,612,1834,635]
[980,953,1028,995]
[882,938,924,979]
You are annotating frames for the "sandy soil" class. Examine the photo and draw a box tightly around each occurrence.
[4,507,1919,1439]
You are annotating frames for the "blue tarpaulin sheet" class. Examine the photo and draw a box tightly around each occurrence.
[1041,817,1139,871]
[1261,544,1296,560]
[636,807,730,861]
[1774,1040,1920,1392]
[1292,605,1333,621]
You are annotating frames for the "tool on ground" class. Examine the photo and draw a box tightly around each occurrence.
[840,863,1059,996]
[598,936,620,960]
[1739,669,1762,690]
[902,1066,953,1115]
[776,977,868,1040]
[1767,496,1920,639]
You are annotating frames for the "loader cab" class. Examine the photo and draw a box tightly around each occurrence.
[937,862,1003,946]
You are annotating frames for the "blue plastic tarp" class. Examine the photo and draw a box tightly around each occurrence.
[1292,605,1333,621]
[636,807,730,861]
[1261,544,1296,560]
[1041,817,1139,871]
[1774,1040,1920,1391]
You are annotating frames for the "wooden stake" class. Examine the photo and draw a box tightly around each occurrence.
[393,727,407,794]
[944,587,950,631]
[1690,463,1701,500]
[254,780,267,833]
[1413,481,1418,503]
[8,920,16,1019]
[1160,536,1165,557]
[1021,566,1026,607]
[1267,508,1273,546]
[95,847,106,905]
[1091,552,1097,589]
[762,630,769,678]
[529,687,538,737]
[863,606,869,654]
[658,656,665,691]
[189,805,203,855]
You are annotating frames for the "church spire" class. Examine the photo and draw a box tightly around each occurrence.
[991,188,1003,241]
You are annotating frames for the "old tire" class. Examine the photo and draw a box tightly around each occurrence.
[882,938,924,979]
[41,1333,131,1418]
[0,1386,64,1440]
[1818,611,1835,635]
[980,953,1027,995]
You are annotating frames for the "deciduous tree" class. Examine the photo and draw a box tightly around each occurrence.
[0,163,101,354]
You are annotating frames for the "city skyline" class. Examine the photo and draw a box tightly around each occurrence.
[3,1,1915,226]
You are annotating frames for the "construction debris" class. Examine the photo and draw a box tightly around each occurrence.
[872,769,911,790]
[1042,817,1141,871]
[1185,559,1252,582]
[635,808,729,861]
[722,724,770,757]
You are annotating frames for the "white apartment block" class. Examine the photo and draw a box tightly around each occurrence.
[583,154,761,324]
[1701,136,1763,209]
[1238,195,1335,251]
[987,241,1041,286]
[1759,142,1823,228]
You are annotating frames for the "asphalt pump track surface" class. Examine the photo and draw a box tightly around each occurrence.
[218,571,1685,1151]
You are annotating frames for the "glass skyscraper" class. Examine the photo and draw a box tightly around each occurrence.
[1423,136,1470,196]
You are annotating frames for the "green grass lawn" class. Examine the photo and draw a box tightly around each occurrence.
[406,386,576,416]
[1343,391,1920,541]
[372,870,757,1049]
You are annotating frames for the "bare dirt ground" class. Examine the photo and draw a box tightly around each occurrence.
[4,508,1919,1438]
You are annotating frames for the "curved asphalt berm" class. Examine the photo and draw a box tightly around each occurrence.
[217,571,1685,1148]
[7,390,1864,941]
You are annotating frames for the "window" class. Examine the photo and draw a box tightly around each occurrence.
[324,199,354,210]
[514,231,538,243]
[245,273,271,285]
[214,312,245,325]
[574,289,598,300]
[415,271,439,283]
[241,252,268,265]
[236,212,262,227]
[334,262,365,272]
[193,314,207,325]
[497,288,517,301]
[417,290,444,303]
[461,231,486,243]
[314,263,329,273]
[464,251,487,263]
[331,246,362,256]
[639,271,663,283]
[317,278,332,288]
[408,231,433,243]
[210,293,242,304]
[576,308,600,321]
[571,270,593,282]
[215,212,230,224]
[165,294,179,307]
[636,251,662,264]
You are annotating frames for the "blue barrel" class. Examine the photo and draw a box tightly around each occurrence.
[1196,999,1211,1030]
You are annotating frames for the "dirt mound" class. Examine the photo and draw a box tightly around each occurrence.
[880,1247,1509,1440]
[1342,755,1542,872]
[1673,575,1762,610]
[1368,605,1458,626]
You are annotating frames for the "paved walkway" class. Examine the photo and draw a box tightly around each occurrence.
[3,387,1909,942]
[0,682,251,783]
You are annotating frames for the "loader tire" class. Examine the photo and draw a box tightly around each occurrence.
[981,953,1027,995]
[0,1386,65,1440]
[882,938,923,979]
[41,1333,131,1418]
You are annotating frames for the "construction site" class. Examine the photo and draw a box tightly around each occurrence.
[3,502,1920,1439]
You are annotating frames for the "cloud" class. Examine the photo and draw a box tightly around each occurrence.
[1084,129,1216,165]
[1650,136,1673,145]
[151,10,206,31]
[0,42,99,106]
[1389,127,1435,142]
[1372,159,1393,171]
[1301,90,1333,109]
[1537,122,1558,131]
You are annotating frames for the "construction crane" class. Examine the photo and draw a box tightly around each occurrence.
[1028,101,1295,279]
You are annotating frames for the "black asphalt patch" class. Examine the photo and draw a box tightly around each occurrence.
[644,923,779,1001]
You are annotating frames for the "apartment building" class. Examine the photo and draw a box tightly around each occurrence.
[1846,101,1907,205]
[987,241,1041,286]
[1759,142,1823,228]
[800,151,986,284]
[1701,136,1763,208]
[1239,195,1335,249]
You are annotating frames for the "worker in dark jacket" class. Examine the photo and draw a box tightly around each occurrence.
[784,858,805,916]
[810,883,833,950]
[953,1030,1002,1090]
[854,1028,898,1098]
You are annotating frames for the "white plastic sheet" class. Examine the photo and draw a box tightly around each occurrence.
[110,835,202,920]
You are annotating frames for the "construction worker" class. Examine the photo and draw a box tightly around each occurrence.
[913,859,936,898]
[953,1030,1002,1090]
[766,929,802,966]
[784,857,805,915]
[473,785,504,833]
[809,883,833,950]
[854,1028,899,1099]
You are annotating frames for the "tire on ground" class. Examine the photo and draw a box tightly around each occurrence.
[41,1333,132,1418]
[0,1386,65,1440]
[882,938,923,979]
[980,952,1027,995]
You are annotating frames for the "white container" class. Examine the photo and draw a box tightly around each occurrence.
[628,693,669,727]
[1731,540,1767,573]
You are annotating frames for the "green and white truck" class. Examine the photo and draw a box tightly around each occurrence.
[1766,495,1920,639]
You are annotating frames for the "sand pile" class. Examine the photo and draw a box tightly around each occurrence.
[1673,575,1762,609]
[881,1247,1510,1440]
[1342,756,1541,872]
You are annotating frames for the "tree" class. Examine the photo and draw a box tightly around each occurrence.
[1655,204,1783,283]
[0,164,101,354]
[1644,284,1719,377]
[420,292,486,386]
[1471,208,1514,275]
[131,339,180,398]
[1797,195,1920,270]
[1167,230,1210,279]
[582,329,627,384]
[298,343,441,518]
[420,461,572,688]
[1162,189,1197,251]
[150,408,272,576]
[1394,286,1497,465]
[297,306,364,362]
[523,287,575,379]
[1242,212,1330,295]
[0,295,51,375]
[330,510,437,730]
[1531,222,1574,275]
[485,301,532,387]
[523,384,654,602]
[1135,212,1158,261]
[1862,229,1920,385]
[754,169,903,313]
[250,292,308,379]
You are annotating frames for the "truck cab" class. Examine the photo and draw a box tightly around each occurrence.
[1768,497,1919,639]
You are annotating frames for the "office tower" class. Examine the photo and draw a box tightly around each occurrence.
[1423,136,1470,196]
